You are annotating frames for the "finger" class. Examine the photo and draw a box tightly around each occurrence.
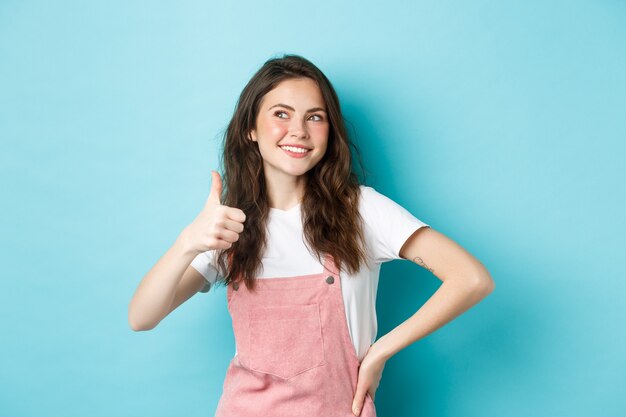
[206,170,223,206]
[214,228,240,243]
[352,387,367,416]
[224,206,246,223]
[221,218,245,234]
[211,237,233,250]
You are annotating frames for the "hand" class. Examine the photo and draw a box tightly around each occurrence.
[352,345,387,416]
[181,170,246,254]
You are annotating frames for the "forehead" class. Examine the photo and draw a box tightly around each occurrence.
[261,78,325,108]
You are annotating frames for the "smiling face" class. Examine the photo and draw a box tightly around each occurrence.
[249,77,330,185]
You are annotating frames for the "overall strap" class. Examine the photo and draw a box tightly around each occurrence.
[322,252,339,276]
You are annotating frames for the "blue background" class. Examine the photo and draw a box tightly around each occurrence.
[1,1,624,416]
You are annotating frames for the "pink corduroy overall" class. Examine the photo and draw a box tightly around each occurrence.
[214,253,376,417]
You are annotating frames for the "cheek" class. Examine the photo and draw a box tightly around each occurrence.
[265,121,289,137]
[312,124,329,143]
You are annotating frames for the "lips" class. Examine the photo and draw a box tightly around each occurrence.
[280,145,311,158]
[278,144,312,150]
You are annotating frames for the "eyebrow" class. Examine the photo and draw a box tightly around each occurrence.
[268,103,327,113]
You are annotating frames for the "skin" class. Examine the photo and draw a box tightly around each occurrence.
[248,77,496,416]
[351,227,494,415]
[129,75,495,416]
[249,77,329,210]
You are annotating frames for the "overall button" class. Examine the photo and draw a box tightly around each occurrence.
[233,282,239,291]
[325,276,335,284]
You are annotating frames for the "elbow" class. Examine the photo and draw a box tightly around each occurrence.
[472,271,495,297]
[128,307,158,332]
[129,319,148,332]
[129,316,157,332]
[464,259,495,296]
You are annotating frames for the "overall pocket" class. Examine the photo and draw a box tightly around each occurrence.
[247,303,325,380]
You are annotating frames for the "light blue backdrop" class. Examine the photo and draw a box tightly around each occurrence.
[1,1,624,416]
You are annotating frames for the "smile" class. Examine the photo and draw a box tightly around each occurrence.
[280,145,311,158]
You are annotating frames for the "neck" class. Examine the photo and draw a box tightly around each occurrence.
[265,169,307,211]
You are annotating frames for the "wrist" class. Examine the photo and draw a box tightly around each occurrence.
[175,227,199,258]
[370,334,395,362]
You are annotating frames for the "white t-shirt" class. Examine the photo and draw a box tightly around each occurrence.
[190,185,430,362]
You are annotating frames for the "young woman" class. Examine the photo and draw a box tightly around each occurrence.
[128,54,495,416]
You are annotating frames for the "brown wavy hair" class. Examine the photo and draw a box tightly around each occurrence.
[213,53,369,292]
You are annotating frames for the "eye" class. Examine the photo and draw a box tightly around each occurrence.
[309,114,324,121]
[274,110,288,119]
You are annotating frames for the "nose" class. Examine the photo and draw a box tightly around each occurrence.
[289,118,308,139]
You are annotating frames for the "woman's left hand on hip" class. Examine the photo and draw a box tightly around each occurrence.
[351,345,387,415]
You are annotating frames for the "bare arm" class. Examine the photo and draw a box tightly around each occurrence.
[351,226,495,413]
[369,226,495,361]
[128,230,206,331]
[128,170,245,332]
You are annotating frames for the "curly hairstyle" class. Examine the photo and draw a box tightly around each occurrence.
[213,53,369,292]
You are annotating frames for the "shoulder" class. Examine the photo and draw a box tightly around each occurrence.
[358,184,395,201]
[356,185,403,233]
[357,184,401,215]
[356,184,430,262]
[357,184,428,225]
[357,184,378,206]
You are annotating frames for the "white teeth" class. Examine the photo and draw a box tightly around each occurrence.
[280,146,310,154]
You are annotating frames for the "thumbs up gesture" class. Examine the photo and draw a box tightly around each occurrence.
[182,170,246,254]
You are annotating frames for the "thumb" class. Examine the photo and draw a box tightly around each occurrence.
[351,387,367,416]
[206,170,223,206]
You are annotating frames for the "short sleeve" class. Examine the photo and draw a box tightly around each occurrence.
[190,250,222,293]
[359,185,430,263]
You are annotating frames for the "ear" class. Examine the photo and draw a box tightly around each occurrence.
[249,129,257,142]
